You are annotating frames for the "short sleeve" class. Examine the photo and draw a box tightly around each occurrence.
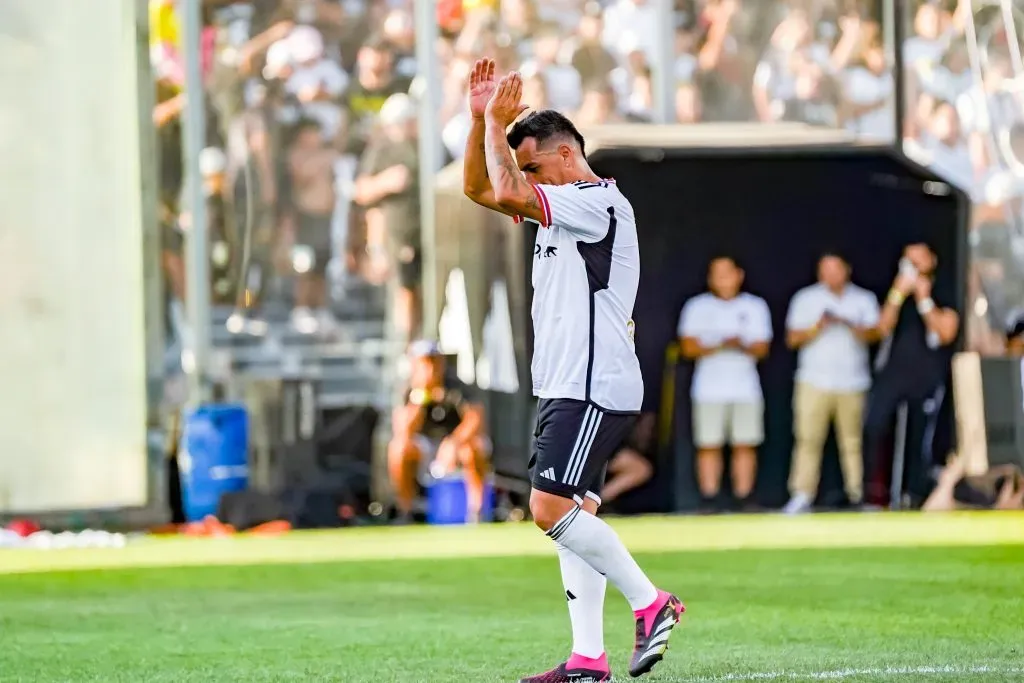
[678,298,705,338]
[532,183,617,242]
[786,290,817,331]
[860,291,881,327]
[748,297,773,342]
[357,141,381,177]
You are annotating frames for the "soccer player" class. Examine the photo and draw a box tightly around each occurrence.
[462,58,684,682]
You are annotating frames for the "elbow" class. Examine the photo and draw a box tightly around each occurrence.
[352,180,374,206]
[492,188,516,209]
[940,327,959,346]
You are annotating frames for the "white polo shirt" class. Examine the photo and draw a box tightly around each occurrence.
[678,292,773,404]
[786,282,880,392]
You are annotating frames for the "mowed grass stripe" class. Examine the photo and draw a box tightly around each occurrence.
[1,511,1022,575]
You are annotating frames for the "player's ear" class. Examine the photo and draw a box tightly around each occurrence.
[559,143,573,163]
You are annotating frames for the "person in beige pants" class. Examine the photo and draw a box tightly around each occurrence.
[784,254,880,513]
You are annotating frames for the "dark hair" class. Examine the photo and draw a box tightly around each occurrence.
[819,250,848,264]
[507,110,587,157]
[361,34,391,54]
[292,118,322,143]
[708,255,740,271]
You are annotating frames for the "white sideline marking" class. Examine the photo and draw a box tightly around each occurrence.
[682,665,1024,681]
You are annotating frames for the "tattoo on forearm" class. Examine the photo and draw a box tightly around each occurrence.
[484,123,525,198]
[525,192,538,210]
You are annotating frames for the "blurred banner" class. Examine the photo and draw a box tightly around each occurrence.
[0,0,149,512]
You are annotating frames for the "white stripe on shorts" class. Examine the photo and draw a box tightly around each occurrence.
[564,407,603,487]
[562,406,596,485]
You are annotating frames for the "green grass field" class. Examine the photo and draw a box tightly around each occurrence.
[1,513,1022,682]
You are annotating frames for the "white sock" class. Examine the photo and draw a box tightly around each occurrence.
[556,543,606,658]
[548,507,658,611]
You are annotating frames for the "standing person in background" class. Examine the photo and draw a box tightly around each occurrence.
[354,93,422,344]
[784,253,880,514]
[839,32,895,142]
[863,243,959,507]
[382,8,418,79]
[286,118,338,335]
[570,2,618,89]
[679,257,772,510]
[283,25,348,143]
[344,35,413,157]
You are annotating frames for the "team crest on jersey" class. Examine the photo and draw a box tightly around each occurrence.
[627,319,635,341]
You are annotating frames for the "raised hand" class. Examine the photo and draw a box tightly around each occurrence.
[893,271,917,296]
[468,58,498,120]
[485,71,529,128]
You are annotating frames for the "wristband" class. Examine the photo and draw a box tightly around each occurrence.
[917,297,935,315]
[887,289,905,306]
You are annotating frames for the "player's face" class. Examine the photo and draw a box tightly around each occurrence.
[515,137,572,186]
[708,258,743,299]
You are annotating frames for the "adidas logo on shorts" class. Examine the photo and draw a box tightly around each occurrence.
[539,467,557,481]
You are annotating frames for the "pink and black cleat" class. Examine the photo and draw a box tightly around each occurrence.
[519,653,613,683]
[628,590,685,678]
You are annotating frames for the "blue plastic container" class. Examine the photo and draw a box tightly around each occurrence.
[426,475,494,525]
[178,404,250,522]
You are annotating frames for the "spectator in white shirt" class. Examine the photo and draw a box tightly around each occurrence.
[784,253,881,514]
[282,26,349,140]
[602,0,658,66]
[679,257,772,509]
[840,36,895,142]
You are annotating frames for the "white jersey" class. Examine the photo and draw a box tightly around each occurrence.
[515,180,643,412]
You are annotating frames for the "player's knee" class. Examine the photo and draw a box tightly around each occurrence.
[529,489,576,532]
[580,495,600,516]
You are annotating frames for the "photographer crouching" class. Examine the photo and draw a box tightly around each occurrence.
[388,341,490,523]
[864,243,960,507]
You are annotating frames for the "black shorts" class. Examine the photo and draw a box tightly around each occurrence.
[296,212,333,275]
[394,245,421,290]
[529,399,636,504]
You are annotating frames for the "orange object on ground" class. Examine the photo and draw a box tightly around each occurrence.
[247,520,292,536]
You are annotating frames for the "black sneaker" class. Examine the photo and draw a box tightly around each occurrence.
[519,660,613,682]
[629,590,685,678]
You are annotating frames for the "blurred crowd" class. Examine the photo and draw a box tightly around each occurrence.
[152,0,424,343]
[149,0,1024,355]
[896,1,1024,355]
